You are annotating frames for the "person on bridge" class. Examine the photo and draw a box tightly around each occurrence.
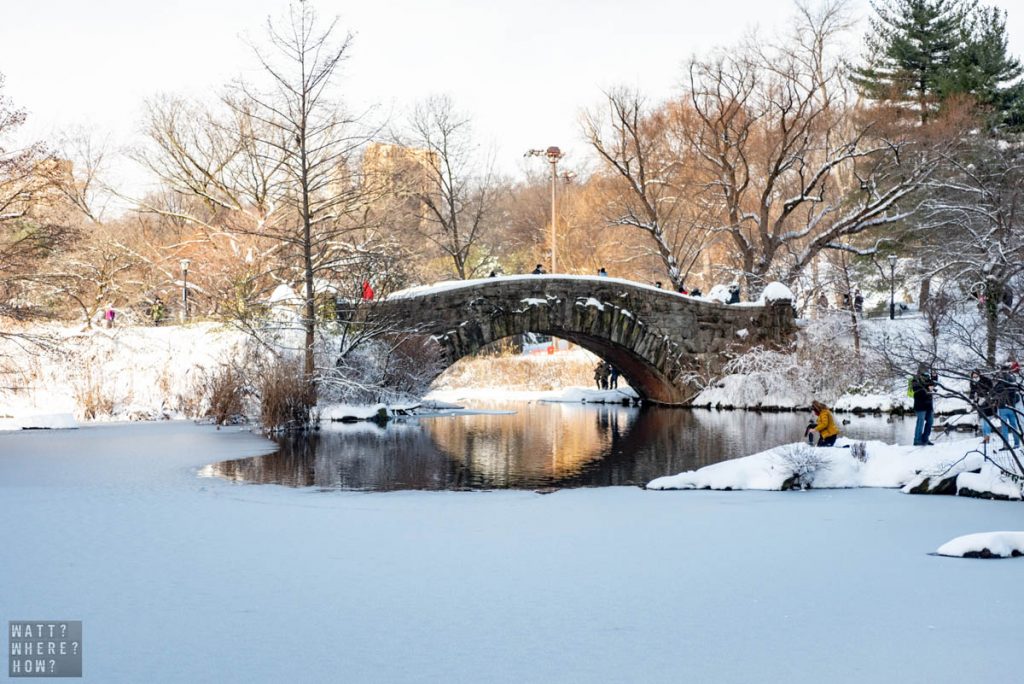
[532,264,545,275]
[806,401,839,447]
[597,267,608,277]
[728,284,740,304]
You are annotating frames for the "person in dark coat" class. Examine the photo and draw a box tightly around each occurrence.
[993,364,1021,449]
[607,364,620,389]
[532,264,545,275]
[970,369,996,441]
[911,364,936,446]
[728,284,740,304]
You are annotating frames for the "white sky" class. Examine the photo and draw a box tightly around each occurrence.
[2,0,1023,191]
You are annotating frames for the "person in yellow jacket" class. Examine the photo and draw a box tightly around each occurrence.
[806,400,839,447]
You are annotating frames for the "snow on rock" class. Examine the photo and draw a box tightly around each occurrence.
[319,403,388,421]
[936,532,1024,558]
[956,462,1024,500]
[757,282,794,302]
[706,284,731,304]
[648,436,998,492]
[1,412,80,430]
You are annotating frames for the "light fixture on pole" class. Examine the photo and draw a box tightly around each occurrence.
[888,255,897,320]
[180,258,191,322]
[525,146,564,273]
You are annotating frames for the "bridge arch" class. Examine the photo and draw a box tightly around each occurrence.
[362,276,795,406]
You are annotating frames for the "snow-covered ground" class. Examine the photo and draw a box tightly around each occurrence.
[2,422,1022,683]
[0,322,247,422]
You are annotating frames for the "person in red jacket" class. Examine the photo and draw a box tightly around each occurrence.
[361,281,374,301]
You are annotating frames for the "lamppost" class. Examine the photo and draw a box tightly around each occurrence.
[180,258,191,322]
[888,254,897,320]
[525,146,564,273]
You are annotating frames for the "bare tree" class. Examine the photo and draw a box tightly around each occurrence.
[399,95,498,280]
[921,133,1024,366]
[0,73,76,332]
[680,1,941,296]
[138,2,385,399]
[582,89,713,290]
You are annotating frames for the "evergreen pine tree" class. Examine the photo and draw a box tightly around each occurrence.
[855,0,1024,130]
[949,6,1024,130]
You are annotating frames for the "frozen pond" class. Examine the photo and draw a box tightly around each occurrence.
[0,421,1021,683]
[205,403,920,490]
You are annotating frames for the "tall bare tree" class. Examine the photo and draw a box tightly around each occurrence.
[138,2,383,398]
[582,89,713,291]
[680,1,941,296]
[400,95,497,280]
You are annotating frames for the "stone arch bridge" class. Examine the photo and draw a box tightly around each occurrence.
[347,276,795,406]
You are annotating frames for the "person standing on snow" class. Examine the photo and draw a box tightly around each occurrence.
[607,364,620,389]
[806,401,839,447]
[969,369,997,441]
[993,364,1021,450]
[911,364,936,446]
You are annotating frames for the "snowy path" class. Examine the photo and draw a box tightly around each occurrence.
[1,423,1022,683]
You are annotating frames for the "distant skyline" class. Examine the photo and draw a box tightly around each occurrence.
[2,0,1023,195]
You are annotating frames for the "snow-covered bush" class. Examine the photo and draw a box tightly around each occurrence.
[713,313,887,407]
[776,444,830,489]
[851,441,867,463]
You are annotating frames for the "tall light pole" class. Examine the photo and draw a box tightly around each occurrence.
[525,146,564,273]
[180,258,191,322]
[888,255,897,320]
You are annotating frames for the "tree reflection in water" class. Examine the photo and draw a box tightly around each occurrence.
[203,404,917,490]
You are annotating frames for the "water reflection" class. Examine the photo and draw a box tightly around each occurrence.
[203,403,918,491]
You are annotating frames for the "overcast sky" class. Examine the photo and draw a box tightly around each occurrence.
[2,0,1023,190]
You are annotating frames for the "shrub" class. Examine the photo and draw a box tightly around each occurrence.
[203,364,246,425]
[258,356,314,431]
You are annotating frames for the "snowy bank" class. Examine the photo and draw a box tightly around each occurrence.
[936,532,1024,558]
[647,436,1020,499]
[426,386,639,405]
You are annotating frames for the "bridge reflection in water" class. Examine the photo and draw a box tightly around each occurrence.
[202,404,916,491]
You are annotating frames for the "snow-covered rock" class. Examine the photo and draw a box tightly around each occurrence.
[757,282,795,302]
[936,532,1024,558]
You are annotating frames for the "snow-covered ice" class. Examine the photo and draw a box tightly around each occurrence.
[2,422,1022,682]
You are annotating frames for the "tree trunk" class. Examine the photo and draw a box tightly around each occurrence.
[918,276,931,310]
